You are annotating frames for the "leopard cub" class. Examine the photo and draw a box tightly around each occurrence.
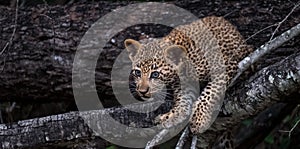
[125,16,252,134]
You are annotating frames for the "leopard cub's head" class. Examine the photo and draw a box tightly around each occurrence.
[124,39,187,101]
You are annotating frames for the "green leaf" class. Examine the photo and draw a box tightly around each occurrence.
[264,134,274,144]
[283,115,291,123]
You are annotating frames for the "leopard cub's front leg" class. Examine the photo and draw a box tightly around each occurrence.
[190,75,227,134]
[155,93,193,128]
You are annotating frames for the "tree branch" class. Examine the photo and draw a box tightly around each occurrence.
[230,22,300,88]
[198,51,300,148]
[0,51,299,148]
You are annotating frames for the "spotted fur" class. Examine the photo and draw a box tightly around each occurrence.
[125,16,252,136]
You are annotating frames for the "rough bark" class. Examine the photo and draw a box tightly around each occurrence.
[207,51,300,148]
[0,51,299,148]
[0,0,299,102]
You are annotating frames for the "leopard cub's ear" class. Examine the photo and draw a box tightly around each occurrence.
[124,39,141,61]
[164,45,187,66]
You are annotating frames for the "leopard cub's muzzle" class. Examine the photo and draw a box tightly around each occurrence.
[136,81,151,99]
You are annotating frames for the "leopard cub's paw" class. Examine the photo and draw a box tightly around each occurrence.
[154,113,175,128]
[153,114,161,124]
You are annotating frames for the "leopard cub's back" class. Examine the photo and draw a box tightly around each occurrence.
[162,16,252,81]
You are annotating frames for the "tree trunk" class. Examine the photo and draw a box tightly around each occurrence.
[0,0,299,102]
[0,51,299,148]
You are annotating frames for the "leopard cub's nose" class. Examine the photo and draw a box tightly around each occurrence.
[138,87,149,95]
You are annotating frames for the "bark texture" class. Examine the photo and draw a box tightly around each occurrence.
[0,51,299,148]
[0,0,299,102]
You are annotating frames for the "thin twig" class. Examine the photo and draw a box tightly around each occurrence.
[145,129,168,149]
[0,0,19,56]
[175,127,190,149]
[279,105,300,138]
[229,22,300,87]
[245,23,278,42]
[190,135,197,149]
[279,118,300,138]
[0,0,19,73]
[223,9,238,18]
[229,1,300,87]
[269,1,300,41]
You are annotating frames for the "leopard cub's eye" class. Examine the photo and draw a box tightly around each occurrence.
[150,71,160,78]
[133,69,141,77]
